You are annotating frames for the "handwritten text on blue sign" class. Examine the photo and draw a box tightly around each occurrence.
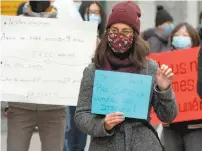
[91,70,153,120]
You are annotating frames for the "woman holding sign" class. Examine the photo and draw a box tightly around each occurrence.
[75,1,177,151]
[161,23,202,151]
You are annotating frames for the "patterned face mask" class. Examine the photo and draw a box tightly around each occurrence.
[108,33,134,53]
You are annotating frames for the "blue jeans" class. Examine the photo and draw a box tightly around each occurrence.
[63,106,87,151]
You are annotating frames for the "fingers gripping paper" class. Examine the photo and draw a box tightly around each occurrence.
[0,16,97,106]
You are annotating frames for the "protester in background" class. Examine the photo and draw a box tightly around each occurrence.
[75,1,177,151]
[17,2,26,15]
[170,23,200,50]
[79,1,106,40]
[197,12,202,41]
[162,22,202,151]
[142,5,174,53]
[198,44,202,98]
[63,1,106,151]
[6,1,66,151]
[21,0,57,18]
[4,0,26,117]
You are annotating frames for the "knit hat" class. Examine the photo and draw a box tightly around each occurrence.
[106,1,141,35]
[155,5,173,26]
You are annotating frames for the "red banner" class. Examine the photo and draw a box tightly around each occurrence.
[149,47,202,125]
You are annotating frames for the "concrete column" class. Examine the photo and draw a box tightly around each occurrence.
[156,1,187,26]
[136,1,156,32]
[106,1,120,18]
[186,1,198,28]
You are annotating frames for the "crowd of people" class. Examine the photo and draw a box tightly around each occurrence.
[3,0,202,151]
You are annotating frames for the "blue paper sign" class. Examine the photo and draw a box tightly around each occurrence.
[91,70,153,120]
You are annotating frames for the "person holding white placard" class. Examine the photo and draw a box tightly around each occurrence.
[6,1,66,151]
[75,1,177,151]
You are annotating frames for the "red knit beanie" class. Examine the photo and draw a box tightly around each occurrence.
[106,1,141,35]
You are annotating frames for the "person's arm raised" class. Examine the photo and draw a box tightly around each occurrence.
[150,60,178,123]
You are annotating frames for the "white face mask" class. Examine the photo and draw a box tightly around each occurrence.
[172,36,192,50]
[162,23,175,35]
[84,13,101,24]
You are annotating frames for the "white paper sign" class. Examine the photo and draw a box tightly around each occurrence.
[54,0,82,21]
[0,16,97,106]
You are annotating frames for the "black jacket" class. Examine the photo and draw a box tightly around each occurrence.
[197,44,202,99]
[197,27,202,41]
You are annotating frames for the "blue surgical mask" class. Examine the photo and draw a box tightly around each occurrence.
[74,2,82,10]
[163,23,175,35]
[84,13,101,24]
[172,36,192,50]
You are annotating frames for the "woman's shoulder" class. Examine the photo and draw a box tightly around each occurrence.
[82,63,96,76]
[86,63,96,71]
[145,58,158,70]
[139,58,158,76]
[81,63,96,82]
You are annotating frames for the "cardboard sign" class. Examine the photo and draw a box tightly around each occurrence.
[0,16,97,106]
[91,70,152,120]
[149,47,202,124]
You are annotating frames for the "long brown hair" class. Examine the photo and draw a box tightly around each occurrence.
[170,23,201,48]
[94,30,150,71]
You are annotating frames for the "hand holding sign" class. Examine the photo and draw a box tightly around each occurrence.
[104,112,125,131]
[156,64,174,91]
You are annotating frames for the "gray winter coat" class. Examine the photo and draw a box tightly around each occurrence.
[142,28,170,53]
[75,59,178,151]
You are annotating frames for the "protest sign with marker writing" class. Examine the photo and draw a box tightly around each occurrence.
[0,16,97,106]
[91,70,152,120]
[149,47,202,124]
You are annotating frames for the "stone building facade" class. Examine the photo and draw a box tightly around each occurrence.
[105,1,202,32]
